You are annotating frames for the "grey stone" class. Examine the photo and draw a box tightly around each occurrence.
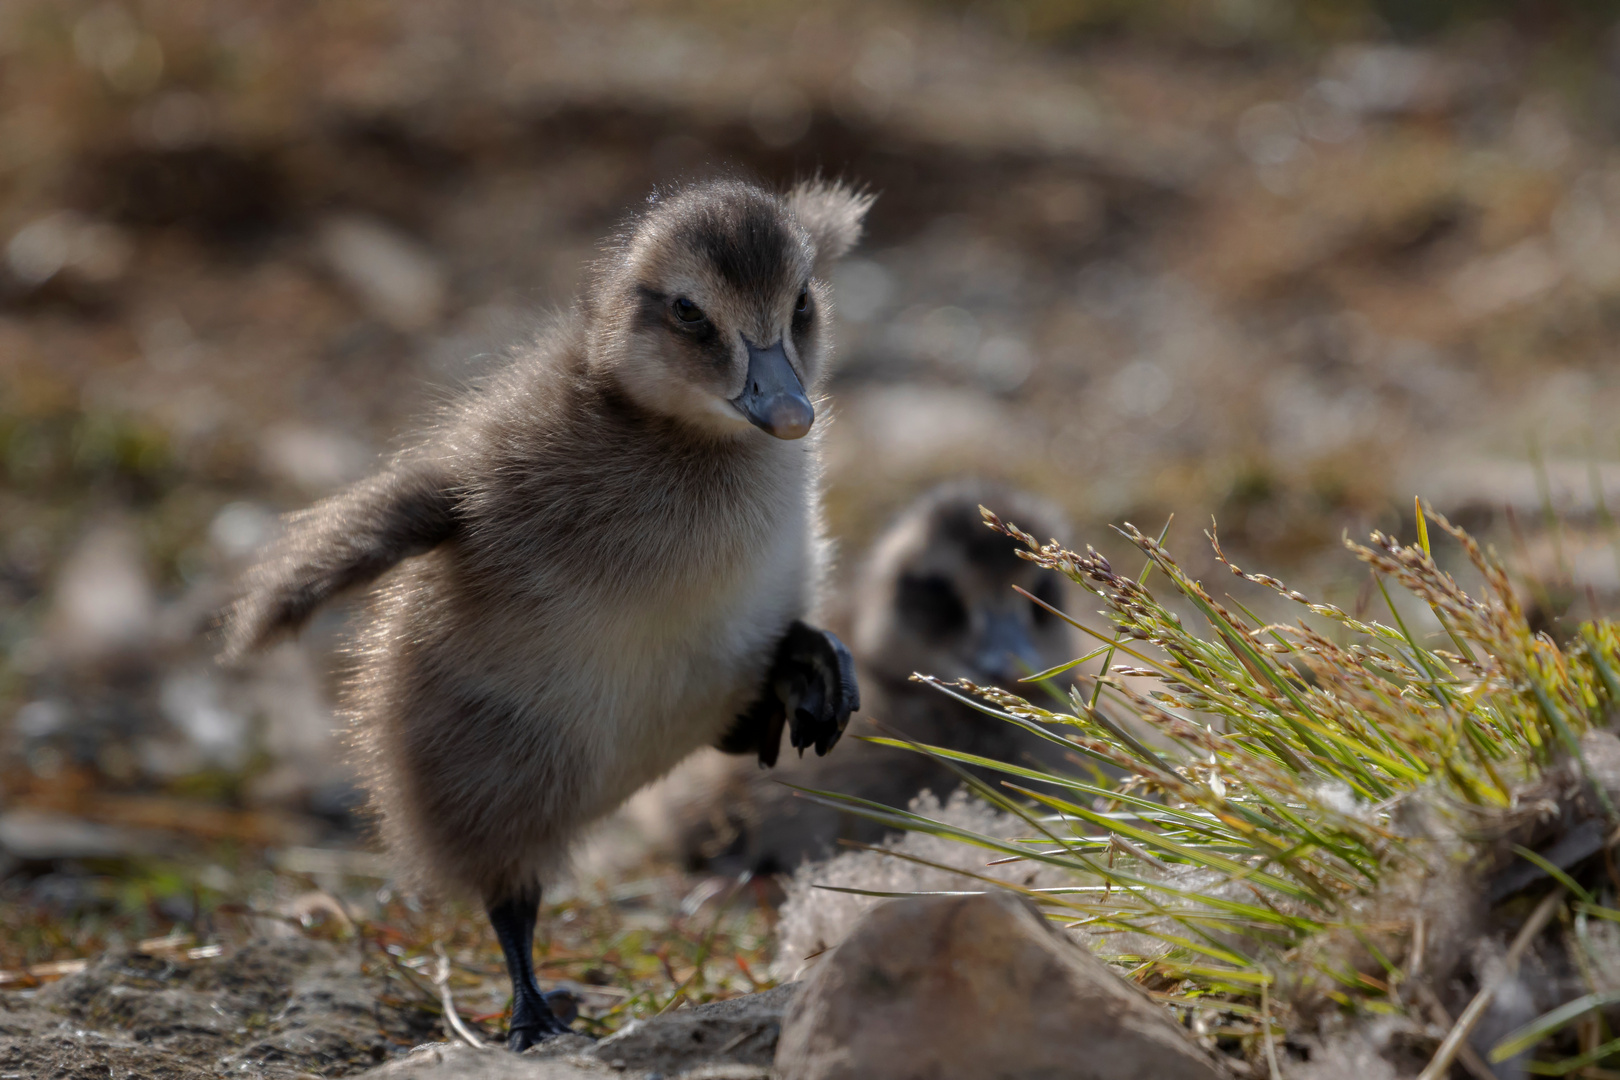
[590,984,794,1073]
[353,1041,616,1079]
[346,987,795,1079]
[316,214,447,331]
[14,937,436,1078]
[0,809,170,861]
[774,890,1230,1080]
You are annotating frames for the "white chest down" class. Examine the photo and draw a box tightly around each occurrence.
[538,514,812,814]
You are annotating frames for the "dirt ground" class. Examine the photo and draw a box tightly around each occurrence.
[0,935,438,1079]
[5,1,1620,1074]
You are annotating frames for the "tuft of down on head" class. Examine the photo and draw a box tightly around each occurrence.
[785,179,876,271]
[589,178,873,442]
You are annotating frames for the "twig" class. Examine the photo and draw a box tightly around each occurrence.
[1417,889,1564,1080]
[1412,982,1498,1080]
[0,934,222,988]
[433,942,489,1051]
[1410,909,1426,979]
[1260,977,1282,1080]
[381,947,441,1006]
[716,1022,766,1055]
[651,870,753,1018]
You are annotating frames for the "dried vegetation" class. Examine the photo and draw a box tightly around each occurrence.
[800,503,1620,1076]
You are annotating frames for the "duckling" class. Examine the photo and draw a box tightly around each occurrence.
[676,482,1075,875]
[220,178,869,1050]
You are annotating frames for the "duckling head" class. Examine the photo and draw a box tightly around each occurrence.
[855,482,1075,688]
[589,178,872,441]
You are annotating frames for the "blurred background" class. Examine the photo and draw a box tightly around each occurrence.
[5,0,1620,990]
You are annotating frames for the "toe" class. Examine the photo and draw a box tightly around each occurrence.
[543,988,580,1025]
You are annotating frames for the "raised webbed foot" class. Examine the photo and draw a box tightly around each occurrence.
[778,621,859,759]
[717,621,860,767]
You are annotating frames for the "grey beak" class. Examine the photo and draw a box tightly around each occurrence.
[973,609,1039,684]
[732,339,814,440]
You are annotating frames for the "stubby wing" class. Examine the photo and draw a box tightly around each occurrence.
[218,459,460,662]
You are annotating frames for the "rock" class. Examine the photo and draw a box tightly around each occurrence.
[349,988,796,1079]
[344,1040,614,1079]
[0,808,170,861]
[260,423,374,494]
[773,891,1229,1080]
[591,983,793,1074]
[1,937,439,1079]
[6,211,133,288]
[46,518,157,662]
[773,791,1072,980]
[316,214,447,331]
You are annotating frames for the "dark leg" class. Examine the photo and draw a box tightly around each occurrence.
[487,889,575,1051]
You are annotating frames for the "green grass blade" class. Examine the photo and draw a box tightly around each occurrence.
[1491,990,1620,1062]
[1509,845,1595,905]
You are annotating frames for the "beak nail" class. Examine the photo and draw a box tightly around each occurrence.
[732,340,813,440]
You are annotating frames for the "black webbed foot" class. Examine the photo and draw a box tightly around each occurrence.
[779,621,859,759]
[488,890,576,1052]
[506,1000,576,1052]
[717,621,859,767]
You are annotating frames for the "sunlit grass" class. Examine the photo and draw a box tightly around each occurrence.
[801,500,1620,1067]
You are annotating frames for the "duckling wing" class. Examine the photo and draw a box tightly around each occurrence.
[218,457,461,661]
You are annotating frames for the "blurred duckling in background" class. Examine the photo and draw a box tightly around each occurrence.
[670,482,1076,875]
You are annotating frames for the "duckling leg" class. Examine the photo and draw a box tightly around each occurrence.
[717,621,860,767]
[487,889,575,1051]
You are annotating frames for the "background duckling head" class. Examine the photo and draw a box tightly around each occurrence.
[854,482,1074,690]
[588,178,872,442]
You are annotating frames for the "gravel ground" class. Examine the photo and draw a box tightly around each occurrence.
[5,2,1620,1072]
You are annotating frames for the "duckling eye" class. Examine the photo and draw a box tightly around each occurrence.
[897,572,969,640]
[795,288,811,314]
[672,297,705,324]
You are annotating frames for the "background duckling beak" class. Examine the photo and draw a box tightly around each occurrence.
[733,339,814,439]
[972,608,1040,685]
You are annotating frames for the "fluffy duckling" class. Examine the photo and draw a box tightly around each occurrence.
[221,178,869,1049]
[676,482,1075,875]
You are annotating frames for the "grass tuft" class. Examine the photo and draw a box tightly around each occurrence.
[804,501,1620,1066]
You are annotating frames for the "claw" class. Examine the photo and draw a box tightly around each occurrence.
[775,621,858,760]
[790,676,827,756]
[507,1000,575,1051]
[724,620,859,767]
